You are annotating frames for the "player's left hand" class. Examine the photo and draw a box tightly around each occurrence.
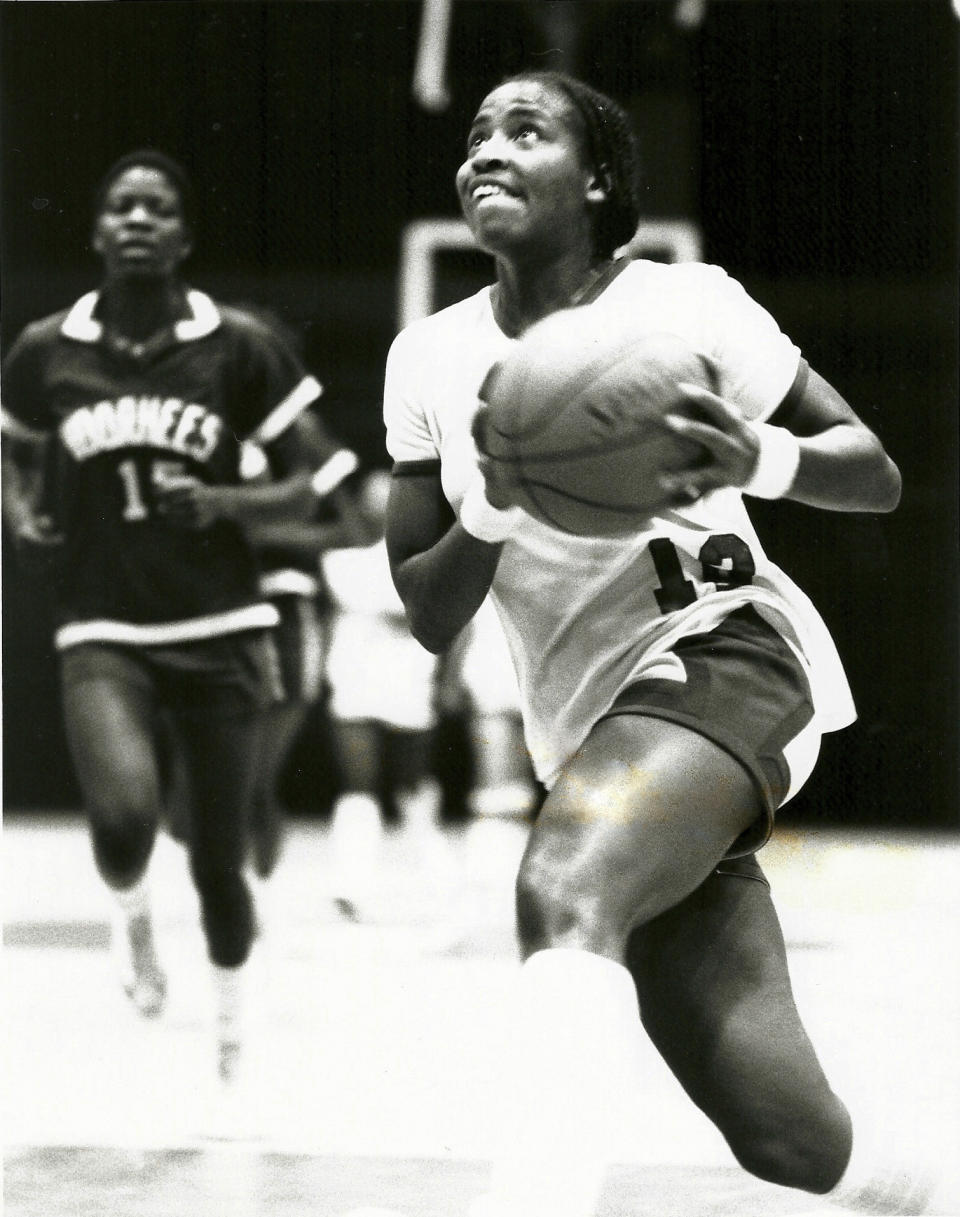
[659,383,762,504]
[154,474,224,529]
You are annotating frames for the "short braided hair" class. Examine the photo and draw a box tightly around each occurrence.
[502,71,643,259]
[92,148,195,234]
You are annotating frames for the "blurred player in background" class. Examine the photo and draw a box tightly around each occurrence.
[226,307,364,886]
[383,72,949,1217]
[321,468,444,920]
[0,149,324,1089]
[242,439,362,882]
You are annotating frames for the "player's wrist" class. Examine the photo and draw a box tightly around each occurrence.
[311,448,359,499]
[742,422,801,500]
[459,476,523,544]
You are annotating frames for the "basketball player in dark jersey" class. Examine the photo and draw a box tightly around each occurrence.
[1,149,324,1089]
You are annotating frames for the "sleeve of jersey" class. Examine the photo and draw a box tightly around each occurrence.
[702,267,803,423]
[239,320,323,446]
[382,328,440,467]
[1,328,52,441]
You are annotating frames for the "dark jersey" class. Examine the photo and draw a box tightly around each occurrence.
[1,289,322,649]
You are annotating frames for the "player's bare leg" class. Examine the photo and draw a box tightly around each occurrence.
[627,861,852,1192]
[249,699,308,881]
[476,714,763,1217]
[62,665,167,1018]
[178,707,262,1086]
[630,862,957,1213]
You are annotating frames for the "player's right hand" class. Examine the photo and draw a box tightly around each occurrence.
[472,405,518,511]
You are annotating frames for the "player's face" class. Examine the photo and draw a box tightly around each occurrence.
[93,167,191,280]
[456,81,605,257]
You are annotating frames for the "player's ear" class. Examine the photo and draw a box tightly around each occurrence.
[585,164,610,205]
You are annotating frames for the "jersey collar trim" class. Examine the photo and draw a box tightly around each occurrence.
[60,289,222,343]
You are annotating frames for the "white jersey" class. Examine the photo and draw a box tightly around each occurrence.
[384,259,856,788]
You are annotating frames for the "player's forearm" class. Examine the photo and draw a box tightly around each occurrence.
[393,526,501,653]
[217,471,316,530]
[785,424,902,513]
[1,448,40,535]
[248,518,367,557]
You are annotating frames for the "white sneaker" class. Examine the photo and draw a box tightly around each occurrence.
[113,911,167,1018]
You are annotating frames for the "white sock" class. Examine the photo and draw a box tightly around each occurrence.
[212,962,246,1043]
[484,948,640,1217]
[113,876,150,921]
[827,1111,939,1214]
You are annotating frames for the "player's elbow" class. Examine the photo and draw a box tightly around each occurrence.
[882,456,902,511]
[406,608,455,655]
[869,451,902,513]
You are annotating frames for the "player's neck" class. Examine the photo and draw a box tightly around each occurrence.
[492,252,612,337]
[97,278,189,344]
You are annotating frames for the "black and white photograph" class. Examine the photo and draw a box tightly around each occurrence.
[2,3,958,1215]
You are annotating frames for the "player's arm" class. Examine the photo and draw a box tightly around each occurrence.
[665,365,902,513]
[154,411,318,531]
[1,431,64,554]
[249,482,374,557]
[386,466,503,654]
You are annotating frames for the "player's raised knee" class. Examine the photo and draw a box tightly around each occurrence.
[724,1101,850,1194]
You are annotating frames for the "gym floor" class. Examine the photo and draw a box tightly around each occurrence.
[4,813,959,1216]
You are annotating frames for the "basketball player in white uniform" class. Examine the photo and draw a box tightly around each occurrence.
[382,72,950,1217]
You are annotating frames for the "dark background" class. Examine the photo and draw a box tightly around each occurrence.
[2,0,957,829]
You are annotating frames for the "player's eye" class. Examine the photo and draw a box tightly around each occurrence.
[512,124,541,145]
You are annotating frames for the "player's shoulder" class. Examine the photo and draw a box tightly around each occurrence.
[215,301,288,346]
[617,257,734,296]
[8,308,74,353]
[389,287,492,360]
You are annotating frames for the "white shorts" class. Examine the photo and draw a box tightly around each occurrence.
[325,612,439,731]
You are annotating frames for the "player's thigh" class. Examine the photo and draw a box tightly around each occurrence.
[517,713,761,952]
[59,644,161,817]
[165,633,278,853]
[627,860,841,1135]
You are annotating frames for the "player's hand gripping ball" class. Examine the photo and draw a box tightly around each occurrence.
[472,312,715,536]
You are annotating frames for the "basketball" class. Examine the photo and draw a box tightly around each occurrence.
[473,312,715,536]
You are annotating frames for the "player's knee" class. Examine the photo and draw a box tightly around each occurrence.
[90,813,155,885]
[724,1096,851,1193]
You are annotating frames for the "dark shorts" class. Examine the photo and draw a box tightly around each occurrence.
[270,595,325,704]
[597,606,818,858]
[60,630,285,718]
